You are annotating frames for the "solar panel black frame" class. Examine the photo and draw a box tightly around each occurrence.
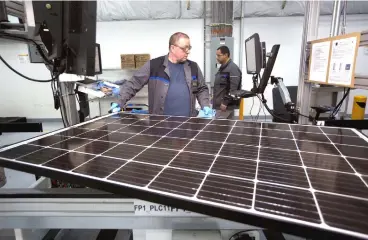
[0,113,367,240]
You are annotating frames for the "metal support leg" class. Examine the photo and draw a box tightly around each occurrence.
[296,0,320,124]
[59,82,79,127]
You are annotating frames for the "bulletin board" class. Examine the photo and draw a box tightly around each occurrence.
[307,32,361,88]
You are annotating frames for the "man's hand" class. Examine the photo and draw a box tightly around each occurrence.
[220,104,227,112]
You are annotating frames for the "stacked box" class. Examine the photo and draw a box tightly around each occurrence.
[135,54,150,68]
[121,54,135,69]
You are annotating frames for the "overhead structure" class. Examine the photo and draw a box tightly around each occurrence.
[0,113,367,239]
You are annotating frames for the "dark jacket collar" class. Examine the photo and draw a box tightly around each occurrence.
[220,59,232,71]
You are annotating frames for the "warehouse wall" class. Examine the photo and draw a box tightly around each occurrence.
[0,16,367,119]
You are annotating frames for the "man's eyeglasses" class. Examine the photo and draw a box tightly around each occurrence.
[173,44,192,52]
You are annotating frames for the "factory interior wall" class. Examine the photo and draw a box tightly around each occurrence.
[234,14,368,116]
[0,16,367,119]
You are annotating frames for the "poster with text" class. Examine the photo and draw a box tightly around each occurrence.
[309,41,331,83]
[327,37,357,86]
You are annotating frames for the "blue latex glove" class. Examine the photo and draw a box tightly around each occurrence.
[109,102,121,113]
[203,106,212,115]
[197,107,216,119]
[111,87,120,96]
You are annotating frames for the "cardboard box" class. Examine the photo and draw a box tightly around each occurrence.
[135,54,150,63]
[135,61,146,69]
[121,54,135,69]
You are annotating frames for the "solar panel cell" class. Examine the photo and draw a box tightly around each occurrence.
[290,125,322,134]
[166,116,189,122]
[231,126,261,136]
[98,132,135,143]
[118,126,148,134]
[134,148,178,165]
[259,148,301,166]
[102,144,145,160]
[220,144,258,159]
[80,122,106,129]
[75,140,117,155]
[301,152,354,173]
[167,129,199,139]
[296,141,340,155]
[316,193,368,234]
[197,175,254,208]
[335,145,367,159]
[97,124,127,131]
[17,148,67,165]
[73,157,126,178]
[141,127,172,136]
[261,129,293,139]
[149,168,204,196]
[57,128,89,137]
[50,138,91,150]
[203,124,232,133]
[30,135,70,146]
[258,162,309,188]
[293,132,329,142]
[328,135,368,147]
[0,145,44,159]
[155,121,182,129]
[108,162,162,186]
[187,118,211,124]
[346,157,368,175]
[235,121,261,128]
[152,137,190,150]
[169,152,215,171]
[184,140,222,155]
[210,120,235,126]
[195,132,227,142]
[132,120,160,127]
[321,127,357,136]
[44,152,94,170]
[226,134,259,146]
[77,130,109,140]
[307,168,368,197]
[261,137,297,151]
[211,156,256,179]
[262,123,290,130]
[125,135,161,146]
[255,183,320,223]
[178,123,206,131]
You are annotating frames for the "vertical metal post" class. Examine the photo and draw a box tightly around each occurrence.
[59,82,79,126]
[330,0,342,37]
[0,1,8,22]
[296,0,320,124]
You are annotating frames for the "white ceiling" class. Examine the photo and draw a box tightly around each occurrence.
[97,0,368,22]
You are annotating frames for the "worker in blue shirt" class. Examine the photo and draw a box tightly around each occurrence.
[109,32,214,118]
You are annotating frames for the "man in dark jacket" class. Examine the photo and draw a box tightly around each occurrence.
[111,32,212,117]
[213,46,242,117]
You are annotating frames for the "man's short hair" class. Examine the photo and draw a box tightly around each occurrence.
[169,32,189,49]
[217,46,230,57]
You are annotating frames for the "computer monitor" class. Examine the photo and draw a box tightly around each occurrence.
[244,33,262,75]
[258,45,280,94]
[95,43,102,74]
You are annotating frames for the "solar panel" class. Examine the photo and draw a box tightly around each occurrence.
[0,113,367,239]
